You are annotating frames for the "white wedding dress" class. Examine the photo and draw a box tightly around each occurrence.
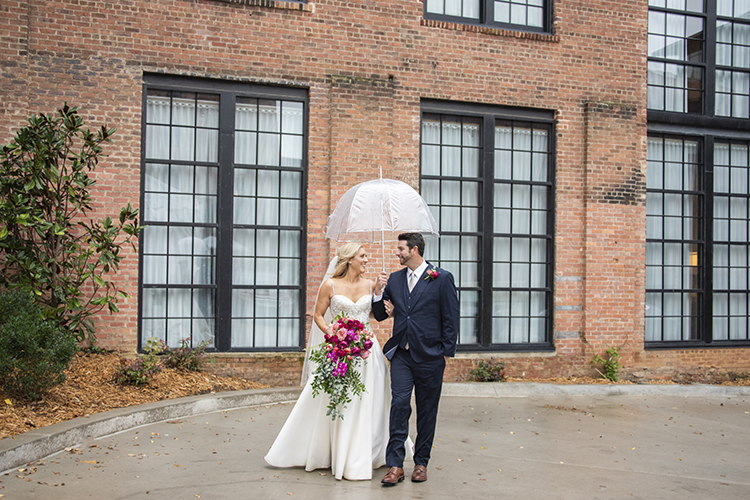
[265,290,410,480]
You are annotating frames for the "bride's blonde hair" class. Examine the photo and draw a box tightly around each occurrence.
[331,242,364,279]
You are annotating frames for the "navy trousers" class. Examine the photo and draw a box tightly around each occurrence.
[386,347,446,468]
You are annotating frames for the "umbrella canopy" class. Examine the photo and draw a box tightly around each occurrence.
[326,178,439,269]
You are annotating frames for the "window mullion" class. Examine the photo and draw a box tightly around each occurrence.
[481,115,494,347]
[704,135,715,343]
[215,92,236,352]
[705,1,717,117]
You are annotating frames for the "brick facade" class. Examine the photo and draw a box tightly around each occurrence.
[2,0,748,386]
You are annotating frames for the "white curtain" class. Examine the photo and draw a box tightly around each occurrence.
[231,100,304,348]
[427,0,479,19]
[142,95,219,348]
[713,142,749,340]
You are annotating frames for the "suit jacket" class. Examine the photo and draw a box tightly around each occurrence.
[373,263,459,363]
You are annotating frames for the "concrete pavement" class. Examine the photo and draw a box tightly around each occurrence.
[1,383,749,499]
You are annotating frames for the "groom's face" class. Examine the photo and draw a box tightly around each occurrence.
[396,240,415,266]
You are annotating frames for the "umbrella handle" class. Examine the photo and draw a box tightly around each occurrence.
[380,165,385,272]
[381,228,385,272]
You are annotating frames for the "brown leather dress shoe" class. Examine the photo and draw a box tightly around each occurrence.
[381,466,405,485]
[411,464,427,482]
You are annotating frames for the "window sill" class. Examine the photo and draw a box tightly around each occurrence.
[420,18,559,43]
[212,0,314,12]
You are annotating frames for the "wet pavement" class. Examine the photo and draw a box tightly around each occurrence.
[1,386,749,499]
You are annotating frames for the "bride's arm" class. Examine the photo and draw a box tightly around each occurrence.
[314,280,334,332]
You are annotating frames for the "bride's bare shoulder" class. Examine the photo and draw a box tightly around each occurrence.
[318,279,335,296]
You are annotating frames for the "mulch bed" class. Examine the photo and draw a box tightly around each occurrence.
[2,352,749,440]
[0,351,267,440]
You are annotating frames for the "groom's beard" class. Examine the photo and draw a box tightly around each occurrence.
[398,252,411,267]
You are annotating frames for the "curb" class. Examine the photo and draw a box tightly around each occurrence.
[3,382,749,473]
[0,387,302,473]
[442,381,750,398]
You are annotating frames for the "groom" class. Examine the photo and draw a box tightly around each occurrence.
[372,232,459,485]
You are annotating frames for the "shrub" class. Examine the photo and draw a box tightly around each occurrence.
[162,338,211,372]
[0,290,77,400]
[592,347,621,382]
[0,103,142,344]
[117,338,162,386]
[467,358,506,382]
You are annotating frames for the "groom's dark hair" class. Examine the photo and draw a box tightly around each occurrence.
[398,232,425,256]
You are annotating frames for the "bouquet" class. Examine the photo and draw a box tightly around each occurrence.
[308,313,374,420]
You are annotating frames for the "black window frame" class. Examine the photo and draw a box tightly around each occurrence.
[647,1,750,348]
[138,73,308,353]
[646,126,750,349]
[420,99,556,352]
[423,0,553,34]
[648,0,750,129]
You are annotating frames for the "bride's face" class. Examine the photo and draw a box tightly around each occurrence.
[348,248,368,274]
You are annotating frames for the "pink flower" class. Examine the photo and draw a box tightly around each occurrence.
[333,361,348,377]
[361,350,370,359]
[363,340,373,350]
[425,268,440,281]
[336,328,347,340]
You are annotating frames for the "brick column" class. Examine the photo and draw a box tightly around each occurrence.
[582,101,647,363]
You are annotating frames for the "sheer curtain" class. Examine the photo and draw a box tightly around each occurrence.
[646,138,701,341]
[426,0,479,19]
[231,100,304,348]
[493,124,548,344]
[142,95,219,348]
[713,142,750,339]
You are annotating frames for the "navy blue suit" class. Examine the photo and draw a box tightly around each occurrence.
[372,263,459,468]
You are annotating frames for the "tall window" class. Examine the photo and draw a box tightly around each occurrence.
[647,1,750,346]
[140,75,306,351]
[420,102,554,351]
[713,141,750,339]
[646,136,703,341]
[424,0,550,32]
[646,135,750,344]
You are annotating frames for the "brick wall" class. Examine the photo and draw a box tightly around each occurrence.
[2,0,749,386]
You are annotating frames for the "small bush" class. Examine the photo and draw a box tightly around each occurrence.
[162,338,211,372]
[592,347,621,382]
[117,337,162,386]
[467,358,506,382]
[0,290,77,400]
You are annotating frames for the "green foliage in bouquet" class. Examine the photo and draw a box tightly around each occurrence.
[308,314,373,420]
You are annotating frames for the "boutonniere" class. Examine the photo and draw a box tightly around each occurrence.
[424,268,439,281]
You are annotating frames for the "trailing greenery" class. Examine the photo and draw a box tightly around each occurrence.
[0,103,142,344]
[592,347,621,382]
[161,338,212,372]
[467,358,506,382]
[117,338,163,386]
[0,289,77,400]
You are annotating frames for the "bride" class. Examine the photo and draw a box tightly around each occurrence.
[264,242,410,480]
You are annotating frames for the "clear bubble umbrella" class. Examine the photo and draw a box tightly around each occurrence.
[325,173,439,271]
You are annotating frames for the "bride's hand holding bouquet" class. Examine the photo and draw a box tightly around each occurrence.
[308,313,374,420]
